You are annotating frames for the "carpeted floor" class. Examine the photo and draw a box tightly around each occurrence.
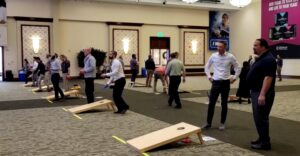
[1,79,300,155]
[93,80,300,156]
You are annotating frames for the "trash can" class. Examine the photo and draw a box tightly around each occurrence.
[5,70,14,81]
[18,70,26,81]
[141,67,147,77]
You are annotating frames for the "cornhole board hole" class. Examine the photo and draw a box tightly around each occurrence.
[68,99,116,114]
[127,122,204,153]
[46,90,80,101]
[23,82,33,87]
[31,85,53,92]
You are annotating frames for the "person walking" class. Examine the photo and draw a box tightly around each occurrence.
[165,52,185,109]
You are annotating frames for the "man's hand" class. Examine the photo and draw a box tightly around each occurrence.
[79,69,85,74]
[230,78,236,84]
[208,77,213,83]
[258,95,266,106]
[101,73,106,78]
[182,77,186,83]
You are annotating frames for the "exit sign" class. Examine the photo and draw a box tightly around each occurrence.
[157,32,164,37]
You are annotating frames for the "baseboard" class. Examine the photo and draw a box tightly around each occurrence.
[282,75,300,79]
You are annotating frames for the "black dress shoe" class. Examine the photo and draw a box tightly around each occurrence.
[114,111,122,114]
[53,98,60,101]
[251,139,261,144]
[201,124,211,130]
[120,109,128,114]
[251,143,271,150]
[174,105,182,109]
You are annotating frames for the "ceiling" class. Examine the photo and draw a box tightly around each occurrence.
[89,0,242,11]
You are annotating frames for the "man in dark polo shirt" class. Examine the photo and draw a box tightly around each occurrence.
[246,38,277,150]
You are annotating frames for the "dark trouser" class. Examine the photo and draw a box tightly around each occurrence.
[168,76,181,107]
[51,73,64,100]
[277,66,282,80]
[207,80,230,125]
[251,91,275,144]
[25,71,32,84]
[85,78,95,103]
[130,69,138,82]
[113,78,129,111]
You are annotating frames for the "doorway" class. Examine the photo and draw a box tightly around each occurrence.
[150,37,170,66]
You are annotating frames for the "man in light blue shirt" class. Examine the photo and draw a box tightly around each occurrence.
[80,48,96,103]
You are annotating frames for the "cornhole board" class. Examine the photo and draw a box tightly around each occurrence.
[23,82,33,87]
[127,122,204,153]
[46,90,80,101]
[68,99,116,114]
[31,85,53,92]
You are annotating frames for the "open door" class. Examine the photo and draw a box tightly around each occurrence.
[150,37,170,66]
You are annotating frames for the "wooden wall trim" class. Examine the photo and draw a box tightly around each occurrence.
[178,25,209,29]
[14,16,53,22]
[107,22,143,27]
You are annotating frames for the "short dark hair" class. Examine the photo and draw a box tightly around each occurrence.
[132,54,136,59]
[218,41,227,47]
[111,51,118,57]
[222,13,229,19]
[256,38,269,49]
[170,52,178,58]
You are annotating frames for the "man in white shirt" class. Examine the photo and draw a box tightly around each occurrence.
[101,51,129,114]
[202,41,241,130]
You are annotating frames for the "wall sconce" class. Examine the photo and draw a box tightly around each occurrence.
[122,38,130,54]
[31,35,41,54]
[191,40,198,54]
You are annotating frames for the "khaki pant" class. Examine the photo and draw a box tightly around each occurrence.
[153,73,166,93]
[38,74,45,90]
[62,73,70,90]
[146,70,154,87]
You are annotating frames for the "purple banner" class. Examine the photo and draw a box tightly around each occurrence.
[262,0,300,58]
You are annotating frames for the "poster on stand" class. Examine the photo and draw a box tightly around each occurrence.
[209,11,230,51]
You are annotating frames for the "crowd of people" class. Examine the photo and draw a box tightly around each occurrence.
[22,38,281,150]
[23,53,70,101]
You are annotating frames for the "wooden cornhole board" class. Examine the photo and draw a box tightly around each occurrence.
[127,122,204,153]
[31,85,53,92]
[23,82,33,87]
[46,90,80,101]
[68,99,116,114]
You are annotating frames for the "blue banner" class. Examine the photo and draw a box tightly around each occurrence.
[209,11,230,51]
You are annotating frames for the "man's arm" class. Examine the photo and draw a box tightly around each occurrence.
[258,76,273,105]
[84,58,96,73]
[182,63,186,83]
[205,57,213,82]
[231,56,241,83]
